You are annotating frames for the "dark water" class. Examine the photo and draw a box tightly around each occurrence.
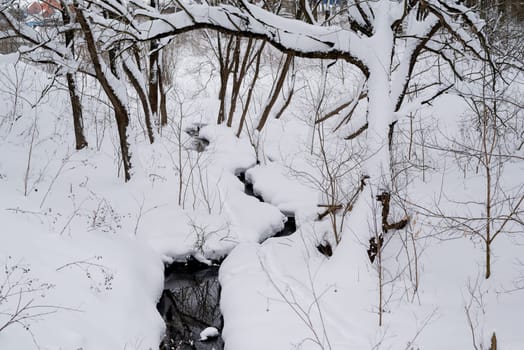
[185,124,210,153]
[236,172,263,201]
[274,216,296,237]
[158,260,223,350]
[236,172,296,238]
[157,171,297,349]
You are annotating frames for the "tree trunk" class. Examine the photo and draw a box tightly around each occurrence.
[217,34,234,125]
[123,54,154,144]
[66,72,88,150]
[75,4,132,181]
[148,0,167,128]
[256,54,294,131]
[490,332,497,350]
[226,37,249,127]
[149,38,159,121]
[226,37,241,127]
[236,41,265,137]
[360,17,396,327]
[60,0,87,150]
[486,240,491,279]
[158,56,168,127]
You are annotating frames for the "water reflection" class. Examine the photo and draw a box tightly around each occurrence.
[158,263,224,350]
[158,172,298,349]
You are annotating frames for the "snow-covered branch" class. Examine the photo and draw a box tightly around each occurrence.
[134,3,369,75]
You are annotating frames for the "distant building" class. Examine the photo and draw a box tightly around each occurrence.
[26,0,61,19]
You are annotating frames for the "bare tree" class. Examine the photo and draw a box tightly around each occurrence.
[405,5,524,279]
[0,0,493,197]
[437,63,522,279]
[133,0,491,258]
[59,0,88,150]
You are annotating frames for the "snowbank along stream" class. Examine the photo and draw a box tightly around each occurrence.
[157,128,296,349]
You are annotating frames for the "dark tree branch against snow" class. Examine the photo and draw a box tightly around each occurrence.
[1,0,522,347]
[74,0,134,181]
[132,3,370,76]
[0,0,492,187]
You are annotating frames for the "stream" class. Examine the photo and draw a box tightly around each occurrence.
[157,170,296,350]
[158,260,222,350]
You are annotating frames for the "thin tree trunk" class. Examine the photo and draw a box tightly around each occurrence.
[378,232,383,327]
[149,32,159,121]
[227,38,254,127]
[149,46,159,120]
[123,55,154,144]
[485,138,492,279]
[75,4,132,181]
[217,34,235,124]
[483,59,492,279]
[132,49,155,143]
[256,53,294,131]
[148,0,167,128]
[226,37,242,127]
[158,56,168,127]
[236,41,265,137]
[274,67,295,120]
[486,239,491,279]
[66,72,88,150]
[490,332,497,350]
[60,0,87,150]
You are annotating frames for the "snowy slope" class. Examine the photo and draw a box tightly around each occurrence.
[0,52,285,349]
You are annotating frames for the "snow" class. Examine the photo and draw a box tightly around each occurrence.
[245,161,318,217]
[0,229,165,350]
[1,2,522,350]
[0,59,285,348]
[216,30,523,350]
[199,326,219,341]
[135,3,367,71]
[0,52,19,65]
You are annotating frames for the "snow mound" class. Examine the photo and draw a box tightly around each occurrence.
[199,326,219,341]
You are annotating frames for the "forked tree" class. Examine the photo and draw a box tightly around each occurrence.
[1,0,491,204]
[129,0,491,248]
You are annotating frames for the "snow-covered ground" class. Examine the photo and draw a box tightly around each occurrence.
[0,52,285,349]
[217,90,524,349]
[1,25,523,350]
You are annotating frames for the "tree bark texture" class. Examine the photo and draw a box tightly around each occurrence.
[75,4,132,181]
[60,0,87,150]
